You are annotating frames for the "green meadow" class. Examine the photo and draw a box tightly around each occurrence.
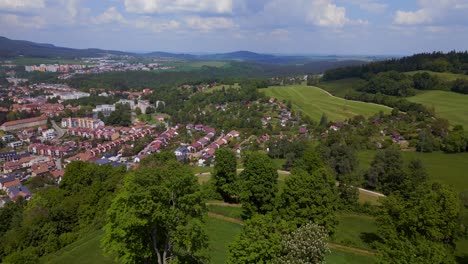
[261,84,390,122]
[407,90,468,128]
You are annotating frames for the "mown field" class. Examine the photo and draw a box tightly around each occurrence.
[405,70,468,81]
[358,150,468,193]
[407,90,468,128]
[261,85,390,122]
[317,78,367,98]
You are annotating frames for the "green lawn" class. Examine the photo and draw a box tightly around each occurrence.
[41,230,115,264]
[208,205,243,220]
[405,70,468,81]
[407,90,468,128]
[332,213,378,251]
[358,150,468,193]
[326,249,376,264]
[206,217,243,264]
[317,78,367,98]
[261,84,390,122]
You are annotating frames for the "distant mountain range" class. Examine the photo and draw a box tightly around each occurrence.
[0,36,380,64]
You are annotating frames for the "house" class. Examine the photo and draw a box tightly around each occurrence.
[299,126,309,135]
[0,175,18,189]
[174,146,190,162]
[0,151,18,162]
[7,185,31,201]
[227,130,240,138]
[8,141,23,148]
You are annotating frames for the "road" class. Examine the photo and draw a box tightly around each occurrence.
[51,120,65,139]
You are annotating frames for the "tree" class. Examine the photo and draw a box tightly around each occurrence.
[102,159,208,264]
[293,146,325,175]
[377,182,462,263]
[213,148,238,203]
[227,214,289,264]
[365,146,406,195]
[275,223,330,264]
[319,113,328,127]
[279,168,338,233]
[239,152,278,219]
[442,126,467,153]
[319,143,359,179]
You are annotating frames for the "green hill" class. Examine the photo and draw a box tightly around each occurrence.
[261,84,390,122]
[407,90,468,128]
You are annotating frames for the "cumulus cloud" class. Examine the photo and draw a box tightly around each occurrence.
[0,0,45,11]
[344,0,388,13]
[93,7,126,24]
[0,14,45,28]
[394,0,468,25]
[124,0,233,14]
[185,16,238,32]
[134,18,180,32]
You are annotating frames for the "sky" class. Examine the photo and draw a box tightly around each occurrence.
[0,0,467,55]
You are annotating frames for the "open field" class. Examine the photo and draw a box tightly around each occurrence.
[206,217,243,264]
[317,78,367,98]
[405,70,468,81]
[261,84,390,122]
[407,90,468,128]
[332,213,378,251]
[358,150,468,193]
[41,230,115,264]
[326,249,376,264]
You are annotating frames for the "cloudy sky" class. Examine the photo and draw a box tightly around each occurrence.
[0,0,467,55]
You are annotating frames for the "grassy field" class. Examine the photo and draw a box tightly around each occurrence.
[326,249,376,264]
[206,217,243,263]
[261,84,390,122]
[41,230,115,264]
[208,205,243,220]
[358,150,468,193]
[317,78,367,98]
[405,70,468,81]
[407,90,468,128]
[332,214,378,251]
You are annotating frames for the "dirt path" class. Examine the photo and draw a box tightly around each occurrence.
[207,212,376,256]
[207,212,244,225]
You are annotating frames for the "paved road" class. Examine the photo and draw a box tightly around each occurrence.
[51,120,65,139]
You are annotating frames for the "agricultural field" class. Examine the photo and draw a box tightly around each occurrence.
[317,78,367,98]
[405,70,468,81]
[261,84,390,122]
[407,90,468,128]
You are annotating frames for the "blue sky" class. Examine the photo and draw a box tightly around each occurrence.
[0,0,467,55]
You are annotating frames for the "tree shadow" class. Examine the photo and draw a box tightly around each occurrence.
[359,232,383,249]
[456,255,468,264]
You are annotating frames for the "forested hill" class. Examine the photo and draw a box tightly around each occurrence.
[0,36,133,58]
[323,51,468,80]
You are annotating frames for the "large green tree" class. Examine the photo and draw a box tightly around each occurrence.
[227,214,289,264]
[365,146,406,195]
[213,148,238,203]
[239,152,278,219]
[102,158,208,264]
[377,182,462,263]
[279,168,338,233]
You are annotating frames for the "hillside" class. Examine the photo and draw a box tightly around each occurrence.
[407,90,468,128]
[261,84,390,122]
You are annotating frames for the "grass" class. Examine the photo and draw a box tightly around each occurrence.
[407,90,468,128]
[261,84,390,122]
[207,205,243,220]
[358,150,468,193]
[206,217,243,264]
[358,191,381,205]
[41,230,115,264]
[405,70,468,81]
[332,213,378,251]
[317,78,367,98]
[326,249,376,264]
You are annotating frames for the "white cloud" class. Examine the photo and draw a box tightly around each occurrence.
[343,0,388,13]
[93,7,126,24]
[134,18,180,32]
[185,16,237,32]
[394,0,468,25]
[123,0,233,14]
[0,14,45,28]
[0,0,45,11]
